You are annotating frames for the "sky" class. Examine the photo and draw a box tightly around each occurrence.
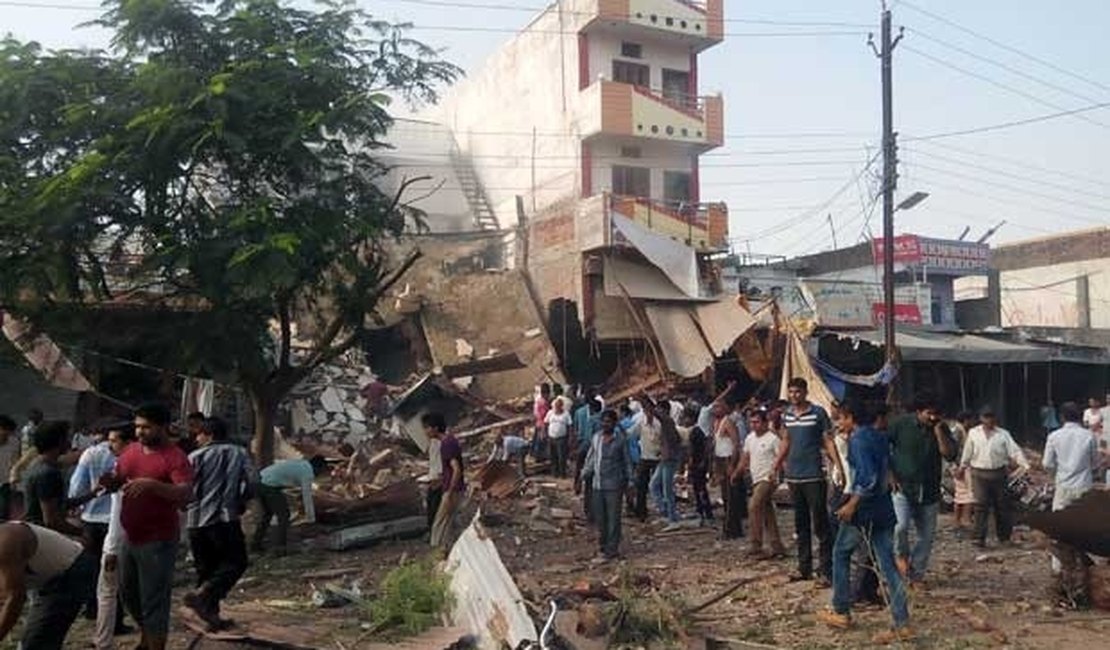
[4,0,1110,258]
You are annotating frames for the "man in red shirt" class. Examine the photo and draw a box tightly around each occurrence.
[107,403,193,650]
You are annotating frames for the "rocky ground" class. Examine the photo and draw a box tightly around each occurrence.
[19,481,1107,649]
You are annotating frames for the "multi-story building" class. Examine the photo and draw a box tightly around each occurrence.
[421,0,733,380]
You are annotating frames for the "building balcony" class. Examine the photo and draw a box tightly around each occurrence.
[573,192,728,253]
[581,0,724,50]
[580,80,724,151]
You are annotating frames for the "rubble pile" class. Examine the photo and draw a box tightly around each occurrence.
[285,355,380,446]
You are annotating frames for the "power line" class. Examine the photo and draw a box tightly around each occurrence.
[379,0,876,28]
[898,0,1110,94]
[905,148,1110,202]
[906,173,1109,229]
[910,138,1110,190]
[0,0,869,37]
[905,27,1105,108]
[902,45,1110,130]
[906,160,1110,216]
[729,152,879,243]
[903,100,1110,141]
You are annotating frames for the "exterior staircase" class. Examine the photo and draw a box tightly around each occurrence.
[449,144,500,231]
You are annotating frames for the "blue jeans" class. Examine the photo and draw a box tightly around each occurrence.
[649,461,678,523]
[832,522,909,628]
[892,493,939,581]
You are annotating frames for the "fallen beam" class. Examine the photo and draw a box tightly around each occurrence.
[327,515,428,551]
[684,571,785,615]
[456,415,533,440]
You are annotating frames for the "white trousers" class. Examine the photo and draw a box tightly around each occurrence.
[94,553,119,650]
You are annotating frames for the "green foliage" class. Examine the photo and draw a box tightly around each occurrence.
[365,558,453,639]
[0,0,460,459]
[609,569,691,647]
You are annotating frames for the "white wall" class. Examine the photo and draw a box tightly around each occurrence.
[589,139,694,201]
[998,258,1110,329]
[422,7,585,227]
[587,31,693,90]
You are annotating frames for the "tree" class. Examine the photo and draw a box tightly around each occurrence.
[0,0,460,464]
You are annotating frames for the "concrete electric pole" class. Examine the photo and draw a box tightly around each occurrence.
[871,4,903,372]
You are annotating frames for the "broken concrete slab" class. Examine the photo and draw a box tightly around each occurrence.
[326,515,428,551]
[446,512,537,650]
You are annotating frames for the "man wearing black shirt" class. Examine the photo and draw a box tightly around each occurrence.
[24,422,84,536]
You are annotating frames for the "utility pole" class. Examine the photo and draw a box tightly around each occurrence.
[871,4,903,375]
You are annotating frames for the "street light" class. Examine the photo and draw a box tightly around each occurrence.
[896,191,929,211]
[882,189,928,393]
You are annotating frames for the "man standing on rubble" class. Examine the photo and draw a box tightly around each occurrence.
[184,417,255,629]
[774,377,841,585]
[108,403,193,650]
[1043,401,1100,604]
[581,409,633,562]
[633,400,661,521]
[425,412,465,548]
[818,400,913,643]
[959,406,1029,548]
[887,397,956,586]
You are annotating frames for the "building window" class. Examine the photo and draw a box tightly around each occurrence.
[663,171,692,202]
[613,60,650,88]
[620,42,643,59]
[662,68,691,106]
[612,166,651,198]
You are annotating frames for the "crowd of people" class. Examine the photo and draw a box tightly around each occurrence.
[0,404,329,649]
[0,381,1105,648]
[495,380,1110,642]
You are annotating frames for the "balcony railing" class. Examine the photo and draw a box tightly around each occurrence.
[607,193,728,250]
[586,80,724,148]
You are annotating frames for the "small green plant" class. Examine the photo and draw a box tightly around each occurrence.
[364,558,453,638]
[609,568,690,647]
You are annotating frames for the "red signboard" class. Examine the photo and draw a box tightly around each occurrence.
[871,235,922,264]
[871,303,923,325]
[871,235,990,272]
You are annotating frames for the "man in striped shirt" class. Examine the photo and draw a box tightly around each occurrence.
[183,417,255,629]
[773,377,843,585]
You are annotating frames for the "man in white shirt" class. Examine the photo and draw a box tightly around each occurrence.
[1044,402,1099,511]
[958,406,1030,548]
[1043,401,1101,605]
[739,411,784,558]
[1082,397,1103,433]
[545,399,573,478]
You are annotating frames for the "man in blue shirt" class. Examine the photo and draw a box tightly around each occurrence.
[818,400,913,643]
[773,377,842,584]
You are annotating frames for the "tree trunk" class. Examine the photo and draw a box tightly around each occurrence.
[249,388,278,468]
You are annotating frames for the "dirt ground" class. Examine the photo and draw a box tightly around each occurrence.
[22,481,1108,650]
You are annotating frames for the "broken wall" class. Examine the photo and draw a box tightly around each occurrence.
[382,232,563,402]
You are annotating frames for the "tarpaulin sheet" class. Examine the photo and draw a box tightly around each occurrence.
[779,326,837,414]
[611,213,700,298]
[695,298,758,356]
[644,304,715,378]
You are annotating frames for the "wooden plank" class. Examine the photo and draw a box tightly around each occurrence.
[455,414,533,440]
[327,515,428,551]
[441,353,526,378]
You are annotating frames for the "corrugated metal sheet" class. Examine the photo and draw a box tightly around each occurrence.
[603,255,700,301]
[695,298,758,356]
[446,513,537,650]
[643,304,715,378]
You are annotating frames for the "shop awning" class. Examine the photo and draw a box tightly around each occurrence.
[840,329,1053,364]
